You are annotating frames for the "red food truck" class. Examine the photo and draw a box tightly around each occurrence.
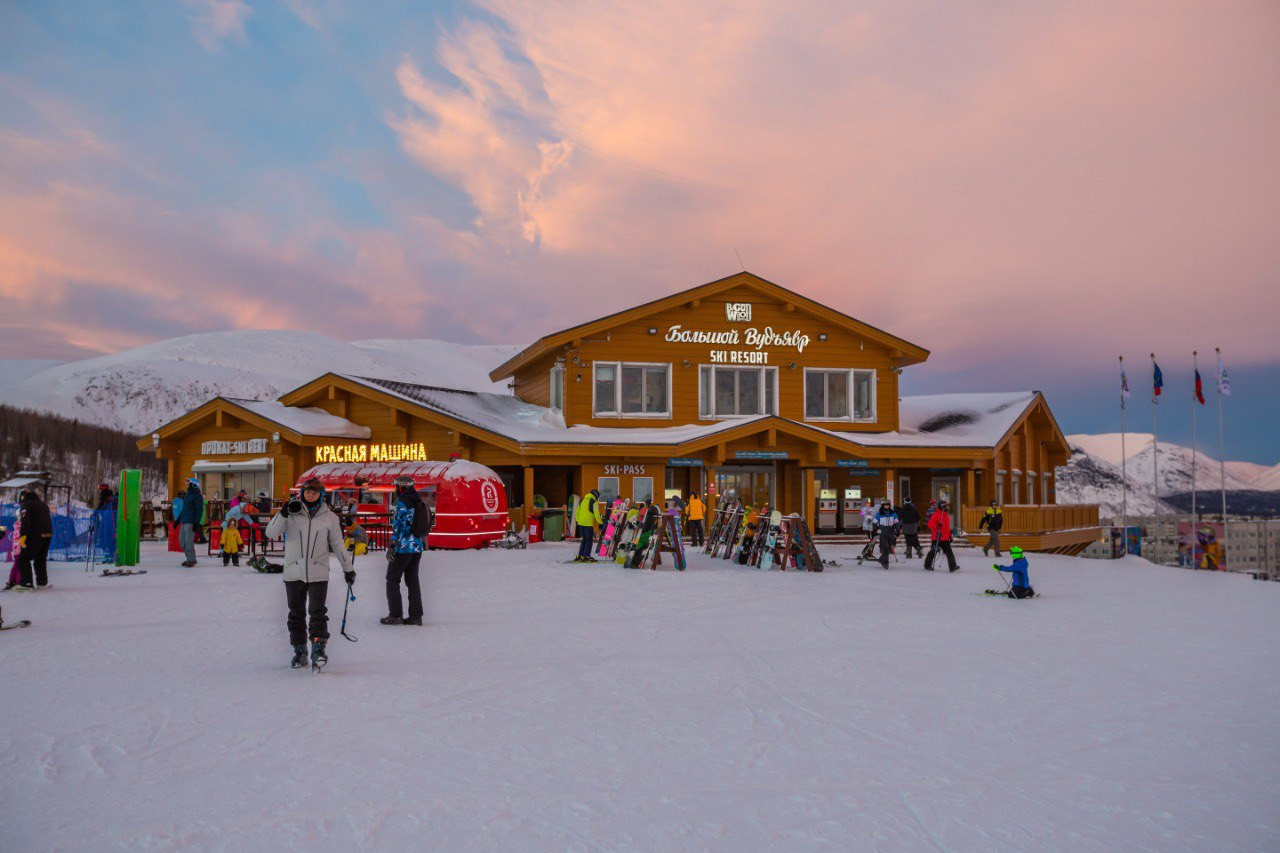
[294,459,509,549]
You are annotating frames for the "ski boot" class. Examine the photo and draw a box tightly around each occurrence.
[290,644,308,669]
[310,638,328,672]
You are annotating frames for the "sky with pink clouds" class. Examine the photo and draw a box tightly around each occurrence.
[0,1,1277,460]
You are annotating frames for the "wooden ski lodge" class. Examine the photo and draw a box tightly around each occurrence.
[138,272,1099,554]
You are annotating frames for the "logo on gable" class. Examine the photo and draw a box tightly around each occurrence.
[725,302,752,322]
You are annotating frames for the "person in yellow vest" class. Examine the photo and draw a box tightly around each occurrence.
[574,488,604,562]
[686,492,706,547]
[220,523,243,567]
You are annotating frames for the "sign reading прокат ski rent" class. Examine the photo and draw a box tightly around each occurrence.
[201,439,268,455]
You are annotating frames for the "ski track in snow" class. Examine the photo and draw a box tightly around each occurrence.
[1,544,1277,851]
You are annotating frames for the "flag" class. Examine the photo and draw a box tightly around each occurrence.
[1194,369,1205,405]
[1217,353,1231,396]
[1120,366,1130,405]
[1152,361,1163,397]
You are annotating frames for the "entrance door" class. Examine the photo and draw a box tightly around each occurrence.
[714,466,775,510]
[931,476,960,530]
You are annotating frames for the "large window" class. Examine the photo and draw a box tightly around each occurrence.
[594,362,670,417]
[804,368,874,421]
[699,366,777,418]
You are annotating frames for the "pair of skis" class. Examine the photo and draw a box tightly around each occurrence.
[596,499,631,558]
[0,605,31,631]
[101,569,147,577]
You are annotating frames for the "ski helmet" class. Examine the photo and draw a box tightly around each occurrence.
[393,475,414,492]
[1010,546,1024,558]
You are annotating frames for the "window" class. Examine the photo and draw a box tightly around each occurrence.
[699,366,777,418]
[598,477,619,503]
[632,477,654,503]
[594,362,669,417]
[804,369,874,421]
[549,365,564,411]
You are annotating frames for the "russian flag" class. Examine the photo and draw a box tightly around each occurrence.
[1153,361,1163,397]
[1194,369,1205,405]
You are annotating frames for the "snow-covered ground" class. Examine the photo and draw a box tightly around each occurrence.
[2,542,1277,850]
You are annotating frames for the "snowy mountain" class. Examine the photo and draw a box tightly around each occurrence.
[1057,433,1280,519]
[0,331,520,436]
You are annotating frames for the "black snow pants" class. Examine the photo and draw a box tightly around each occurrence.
[688,519,705,547]
[17,537,50,587]
[386,551,423,621]
[285,580,329,646]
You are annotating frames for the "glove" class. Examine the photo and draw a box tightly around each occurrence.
[18,535,26,548]
[992,564,1001,571]
[278,503,290,518]
[344,571,356,586]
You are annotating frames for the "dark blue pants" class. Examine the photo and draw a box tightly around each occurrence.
[577,526,595,559]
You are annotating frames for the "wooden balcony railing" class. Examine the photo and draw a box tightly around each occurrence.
[962,504,1099,535]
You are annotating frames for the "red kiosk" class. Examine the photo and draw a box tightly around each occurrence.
[295,459,509,549]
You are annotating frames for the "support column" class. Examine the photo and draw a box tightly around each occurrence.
[807,476,819,532]
[884,468,896,506]
[523,466,535,516]
[965,468,976,511]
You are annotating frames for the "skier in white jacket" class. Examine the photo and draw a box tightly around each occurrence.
[265,477,354,669]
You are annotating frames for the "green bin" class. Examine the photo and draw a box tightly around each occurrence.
[541,508,565,542]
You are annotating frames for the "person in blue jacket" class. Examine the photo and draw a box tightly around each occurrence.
[177,478,204,567]
[991,545,1034,598]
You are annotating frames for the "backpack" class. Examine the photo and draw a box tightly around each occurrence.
[410,501,433,539]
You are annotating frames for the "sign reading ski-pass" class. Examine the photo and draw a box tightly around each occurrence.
[725,302,752,322]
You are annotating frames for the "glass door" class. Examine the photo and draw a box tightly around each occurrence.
[713,466,775,510]
[931,476,960,530]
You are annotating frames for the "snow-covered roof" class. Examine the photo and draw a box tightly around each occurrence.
[829,392,1040,448]
[340,376,763,445]
[340,376,1039,451]
[226,399,372,439]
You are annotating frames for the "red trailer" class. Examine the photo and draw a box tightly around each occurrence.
[295,459,509,549]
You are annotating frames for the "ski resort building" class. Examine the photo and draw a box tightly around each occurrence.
[138,272,1099,553]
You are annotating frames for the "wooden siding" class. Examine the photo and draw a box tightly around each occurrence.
[514,283,903,431]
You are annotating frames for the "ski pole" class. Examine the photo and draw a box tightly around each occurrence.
[340,583,358,642]
[991,564,1012,592]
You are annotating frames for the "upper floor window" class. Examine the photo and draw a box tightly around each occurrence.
[699,366,777,418]
[549,365,564,411]
[594,362,670,417]
[804,368,874,421]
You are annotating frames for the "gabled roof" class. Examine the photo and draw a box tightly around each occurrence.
[488,271,930,381]
[136,396,370,450]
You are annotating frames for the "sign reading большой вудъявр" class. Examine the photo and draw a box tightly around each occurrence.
[664,314,813,365]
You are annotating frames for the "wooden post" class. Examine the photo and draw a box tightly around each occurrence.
[965,468,976,511]
[807,477,819,532]
[523,466,535,527]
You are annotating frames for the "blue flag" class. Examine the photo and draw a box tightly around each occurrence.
[1153,361,1163,398]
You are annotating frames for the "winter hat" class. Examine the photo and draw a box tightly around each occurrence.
[903,497,912,504]
[186,477,199,489]
[393,475,414,489]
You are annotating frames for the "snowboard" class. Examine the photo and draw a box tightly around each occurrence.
[596,499,629,557]
[629,505,662,568]
[614,507,643,564]
[567,494,580,539]
[665,509,687,571]
[756,510,783,569]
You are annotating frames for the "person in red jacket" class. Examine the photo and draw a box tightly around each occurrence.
[925,500,960,572]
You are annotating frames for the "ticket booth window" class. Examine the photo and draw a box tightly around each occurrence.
[632,477,654,503]
[598,477,619,503]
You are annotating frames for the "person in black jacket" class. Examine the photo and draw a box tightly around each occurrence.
[15,490,54,590]
[897,498,923,558]
[979,500,1004,557]
[96,484,116,511]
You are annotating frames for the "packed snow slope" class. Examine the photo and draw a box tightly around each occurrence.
[2,544,1276,850]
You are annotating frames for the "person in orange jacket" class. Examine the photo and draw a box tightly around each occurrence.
[686,493,706,547]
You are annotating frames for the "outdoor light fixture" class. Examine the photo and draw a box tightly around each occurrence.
[152,433,160,447]
[272,431,281,443]
[789,362,797,370]
[648,327,658,335]
[576,373,582,382]
[819,333,828,342]
[682,359,691,368]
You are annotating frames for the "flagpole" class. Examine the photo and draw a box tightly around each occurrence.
[1119,356,1128,545]
[1191,351,1198,528]
[1217,347,1228,570]
[1151,353,1160,565]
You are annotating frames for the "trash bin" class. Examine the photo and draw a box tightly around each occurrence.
[528,514,543,543]
[541,508,564,542]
